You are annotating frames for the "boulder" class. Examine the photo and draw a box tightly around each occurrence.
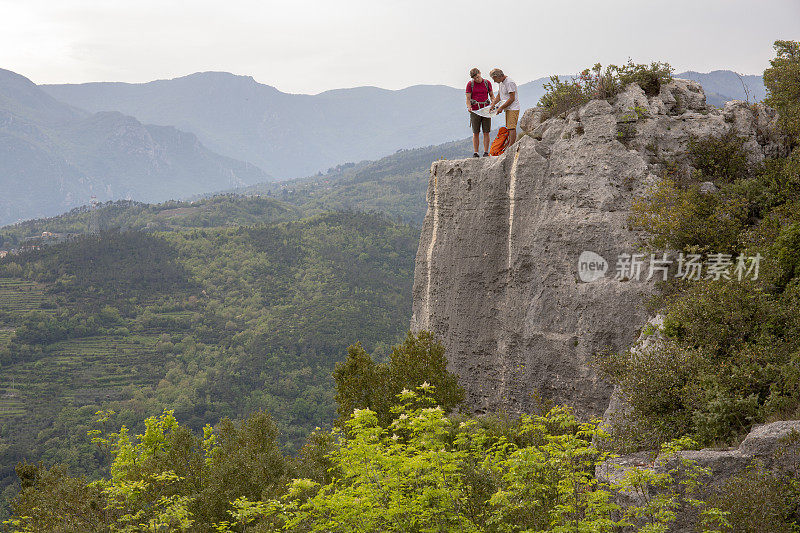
[699,181,718,194]
[518,106,547,134]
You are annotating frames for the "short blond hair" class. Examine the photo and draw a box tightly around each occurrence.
[489,68,504,78]
[469,67,480,78]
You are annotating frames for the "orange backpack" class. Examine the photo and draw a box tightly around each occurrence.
[490,127,509,156]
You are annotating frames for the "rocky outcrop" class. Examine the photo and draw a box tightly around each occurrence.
[410,80,789,418]
[598,420,800,532]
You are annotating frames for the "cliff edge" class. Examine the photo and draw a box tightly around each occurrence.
[410,79,787,418]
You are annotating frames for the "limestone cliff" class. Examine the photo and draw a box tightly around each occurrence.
[410,80,787,418]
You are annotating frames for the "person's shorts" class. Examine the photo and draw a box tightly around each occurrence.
[470,111,491,134]
[505,109,520,130]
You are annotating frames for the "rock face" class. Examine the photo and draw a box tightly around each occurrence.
[410,80,788,418]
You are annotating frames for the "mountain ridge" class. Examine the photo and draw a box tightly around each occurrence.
[42,72,469,178]
[41,69,766,179]
[0,69,270,226]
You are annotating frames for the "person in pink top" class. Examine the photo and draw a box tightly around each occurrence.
[466,68,494,157]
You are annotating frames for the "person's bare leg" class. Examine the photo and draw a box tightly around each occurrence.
[473,133,480,153]
[508,129,517,146]
[483,132,490,153]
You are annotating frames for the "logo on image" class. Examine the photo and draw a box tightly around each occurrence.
[578,251,608,282]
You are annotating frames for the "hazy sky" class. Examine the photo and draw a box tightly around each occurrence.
[2,0,798,94]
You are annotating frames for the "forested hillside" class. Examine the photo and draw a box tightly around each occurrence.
[0,209,418,514]
[0,195,301,247]
[0,136,473,245]
[226,138,473,225]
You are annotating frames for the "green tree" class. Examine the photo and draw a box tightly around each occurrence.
[333,331,464,427]
[332,342,391,424]
[764,40,800,142]
[7,389,741,532]
[387,330,464,414]
[10,462,107,532]
[197,411,289,526]
[276,387,722,533]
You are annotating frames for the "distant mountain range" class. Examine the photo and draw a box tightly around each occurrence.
[0,67,767,226]
[41,70,766,180]
[0,68,269,226]
[0,138,473,248]
[42,73,471,179]
[677,70,766,106]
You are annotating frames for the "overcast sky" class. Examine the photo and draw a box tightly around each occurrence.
[1,0,798,94]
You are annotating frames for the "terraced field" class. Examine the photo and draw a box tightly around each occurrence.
[0,278,48,318]
[0,277,170,419]
[0,277,182,505]
[0,335,163,419]
[1,278,43,417]
[0,329,13,348]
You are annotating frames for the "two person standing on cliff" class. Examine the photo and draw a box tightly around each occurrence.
[466,67,520,157]
[466,68,494,157]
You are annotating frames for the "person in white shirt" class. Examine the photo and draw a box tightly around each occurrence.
[489,68,520,147]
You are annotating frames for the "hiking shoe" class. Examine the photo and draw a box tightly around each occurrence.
[473,153,480,158]
[483,152,489,157]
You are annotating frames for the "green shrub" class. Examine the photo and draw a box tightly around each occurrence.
[633,105,650,119]
[614,59,674,96]
[728,155,800,219]
[773,223,800,288]
[538,74,591,117]
[688,130,751,183]
[538,60,673,117]
[600,278,800,447]
[616,121,637,144]
[597,339,703,449]
[662,281,781,356]
[630,178,750,253]
[707,460,800,532]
